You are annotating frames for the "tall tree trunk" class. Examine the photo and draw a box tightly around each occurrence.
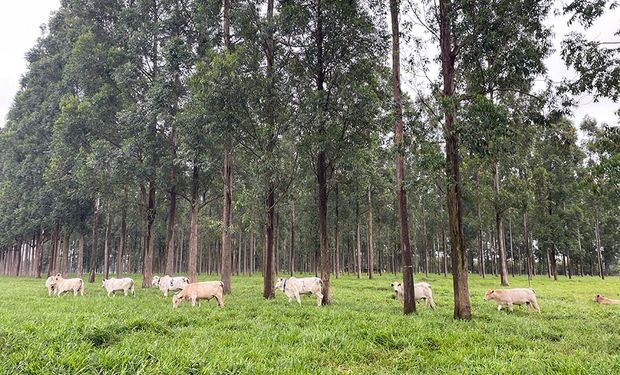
[141,182,156,288]
[116,203,126,278]
[290,199,295,276]
[237,218,243,276]
[523,210,533,285]
[477,201,484,277]
[77,232,85,278]
[188,164,200,283]
[103,211,112,280]
[594,207,604,279]
[391,0,415,314]
[355,200,362,279]
[164,161,177,276]
[422,209,429,277]
[509,217,515,277]
[47,224,58,277]
[220,0,233,294]
[61,230,70,275]
[439,0,470,320]
[34,226,44,278]
[492,162,509,286]
[367,185,374,279]
[249,230,254,276]
[88,197,101,283]
[335,186,340,279]
[263,184,276,299]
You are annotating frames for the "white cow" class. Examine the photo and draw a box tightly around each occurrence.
[45,276,56,296]
[102,278,135,297]
[275,277,323,306]
[52,274,84,296]
[484,288,540,314]
[158,275,189,297]
[391,281,436,309]
[172,281,224,308]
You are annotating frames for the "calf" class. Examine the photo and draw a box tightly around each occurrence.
[275,277,323,306]
[594,294,620,305]
[484,288,540,314]
[172,281,224,308]
[391,282,436,309]
[102,278,135,297]
[158,275,189,297]
[52,274,84,296]
[45,276,56,296]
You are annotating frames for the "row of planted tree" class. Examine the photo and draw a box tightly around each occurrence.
[0,0,618,319]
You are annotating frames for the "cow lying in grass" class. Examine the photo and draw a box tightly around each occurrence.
[172,281,224,308]
[484,288,540,314]
[275,277,324,306]
[45,276,56,296]
[102,278,135,297]
[390,281,436,309]
[51,274,84,296]
[594,294,620,305]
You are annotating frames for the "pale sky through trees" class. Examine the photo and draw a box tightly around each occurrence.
[0,0,618,129]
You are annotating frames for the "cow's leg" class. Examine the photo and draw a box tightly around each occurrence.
[295,293,302,305]
[287,297,292,304]
[507,303,514,312]
[215,294,224,308]
[164,290,168,297]
[315,292,323,306]
[191,296,197,307]
[497,304,502,312]
[531,300,541,315]
[73,288,78,296]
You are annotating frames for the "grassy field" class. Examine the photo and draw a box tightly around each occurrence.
[1,273,619,374]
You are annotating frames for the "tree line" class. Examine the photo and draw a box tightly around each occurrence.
[0,0,618,320]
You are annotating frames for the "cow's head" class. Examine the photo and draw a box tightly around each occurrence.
[594,294,606,303]
[390,282,402,293]
[172,292,185,308]
[101,279,107,288]
[274,278,285,291]
[53,274,63,282]
[483,289,495,301]
[152,276,160,287]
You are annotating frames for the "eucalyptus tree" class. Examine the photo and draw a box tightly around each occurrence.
[279,0,387,305]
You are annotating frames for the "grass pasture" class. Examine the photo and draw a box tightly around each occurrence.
[1,274,619,374]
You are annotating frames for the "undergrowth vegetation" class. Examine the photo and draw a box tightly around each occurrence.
[1,274,619,374]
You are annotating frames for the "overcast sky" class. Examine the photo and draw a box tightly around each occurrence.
[0,1,618,129]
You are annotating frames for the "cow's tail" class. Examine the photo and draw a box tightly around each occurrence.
[79,279,84,295]
[220,281,225,289]
[130,279,135,296]
[531,288,536,294]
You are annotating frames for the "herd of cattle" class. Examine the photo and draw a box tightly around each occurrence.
[43,273,620,311]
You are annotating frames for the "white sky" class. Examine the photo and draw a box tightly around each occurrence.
[0,1,618,129]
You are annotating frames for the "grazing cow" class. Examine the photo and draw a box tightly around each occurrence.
[45,276,56,296]
[159,275,189,297]
[275,277,323,306]
[172,281,224,308]
[594,294,620,305]
[391,281,436,309]
[484,288,540,314]
[52,274,84,296]
[102,278,135,297]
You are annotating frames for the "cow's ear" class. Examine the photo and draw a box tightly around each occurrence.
[398,283,401,287]
[490,290,494,293]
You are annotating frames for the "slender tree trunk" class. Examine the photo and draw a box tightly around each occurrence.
[220,0,233,294]
[335,186,340,279]
[492,162,509,286]
[439,0,470,320]
[116,202,126,278]
[594,207,604,279]
[141,182,156,288]
[367,186,374,279]
[523,210,533,285]
[103,211,112,280]
[88,197,101,283]
[249,230,254,276]
[290,200,295,276]
[61,230,70,275]
[422,208,429,277]
[47,224,58,277]
[33,227,44,278]
[355,200,362,279]
[509,217,515,277]
[237,218,243,276]
[77,233,85,278]
[263,184,276,299]
[164,161,177,276]
[188,164,200,283]
[391,0,415,314]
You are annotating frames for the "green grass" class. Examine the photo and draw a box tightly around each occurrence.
[1,273,620,374]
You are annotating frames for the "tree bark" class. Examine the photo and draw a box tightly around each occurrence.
[103,211,112,280]
[492,162,509,286]
[391,0,415,315]
[439,0,470,320]
[290,199,295,276]
[221,149,233,293]
[355,200,362,279]
[34,226,44,278]
[141,182,156,288]
[523,210,533,284]
[367,186,374,279]
[164,163,177,276]
[77,232,85,278]
[263,184,276,299]
[116,202,126,278]
[88,197,100,283]
[188,164,200,283]
[335,186,340,279]
[594,207,604,279]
